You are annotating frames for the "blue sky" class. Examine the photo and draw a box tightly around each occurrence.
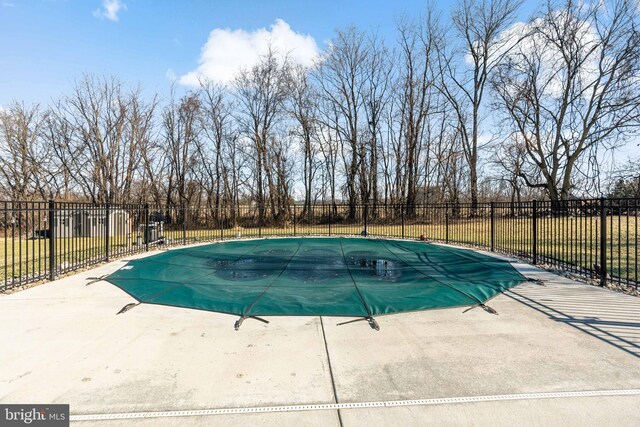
[0,0,542,106]
[0,1,635,165]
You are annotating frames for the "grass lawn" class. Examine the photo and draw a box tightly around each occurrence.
[2,216,637,289]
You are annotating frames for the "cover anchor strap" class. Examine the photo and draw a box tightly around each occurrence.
[367,316,380,331]
[234,315,270,331]
[336,316,380,331]
[527,277,546,286]
[116,302,140,315]
[463,304,499,315]
[86,275,108,286]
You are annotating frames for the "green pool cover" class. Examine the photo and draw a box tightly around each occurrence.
[106,237,527,328]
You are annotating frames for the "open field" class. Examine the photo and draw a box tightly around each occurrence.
[2,215,638,289]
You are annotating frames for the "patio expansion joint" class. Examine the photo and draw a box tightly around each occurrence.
[70,388,640,421]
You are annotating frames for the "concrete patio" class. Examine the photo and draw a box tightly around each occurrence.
[1,243,639,426]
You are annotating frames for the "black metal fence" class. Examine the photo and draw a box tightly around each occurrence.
[1,198,638,292]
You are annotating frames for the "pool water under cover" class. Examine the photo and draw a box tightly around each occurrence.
[106,237,527,327]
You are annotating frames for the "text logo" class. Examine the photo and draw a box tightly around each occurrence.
[1,405,69,426]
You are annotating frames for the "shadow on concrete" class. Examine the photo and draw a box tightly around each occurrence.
[506,284,640,358]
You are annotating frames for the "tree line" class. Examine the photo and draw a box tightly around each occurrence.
[1,0,639,222]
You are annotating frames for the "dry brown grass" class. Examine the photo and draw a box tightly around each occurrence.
[2,216,637,287]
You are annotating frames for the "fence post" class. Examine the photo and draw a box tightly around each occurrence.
[328,204,332,236]
[258,203,262,238]
[144,203,150,252]
[105,202,110,262]
[490,202,495,252]
[599,197,607,286]
[220,207,224,241]
[293,205,297,236]
[445,203,449,243]
[401,205,405,239]
[48,199,55,281]
[182,205,187,245]
[532,200,538,265]
[363,204,368,236]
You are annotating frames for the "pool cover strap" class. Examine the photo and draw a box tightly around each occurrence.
[234,315,269,330]
[336,316,380,330]
[235,242,303,329]
[337,238,380,329]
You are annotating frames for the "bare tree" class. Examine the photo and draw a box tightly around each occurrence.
[492,135,527,204]
[361,33,393,214]
[8,1,640,208]
[197,79,238,221]
[46,75,154,203]
[393,11,442,211]
[135,121,164,205]
[121,92,158,203]
[163,90,201,214]
[270,129,295,219]
[438,0,523,210]
[492,0,640,200]
[314,27,369,219]
[608,157,640,198]
[288,65,319,216]
[316,108,341,212]
[234,48,292,223]
[0,102,49,200]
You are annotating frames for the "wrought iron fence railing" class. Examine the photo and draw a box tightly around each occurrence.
[1,198,638,292]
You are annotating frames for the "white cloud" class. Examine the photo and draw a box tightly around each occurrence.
[93,0,127,22]
[179,19,319,86]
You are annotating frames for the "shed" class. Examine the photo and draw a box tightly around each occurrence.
[53,208,132,238]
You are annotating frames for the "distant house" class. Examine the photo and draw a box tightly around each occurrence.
[53,208,132,238]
